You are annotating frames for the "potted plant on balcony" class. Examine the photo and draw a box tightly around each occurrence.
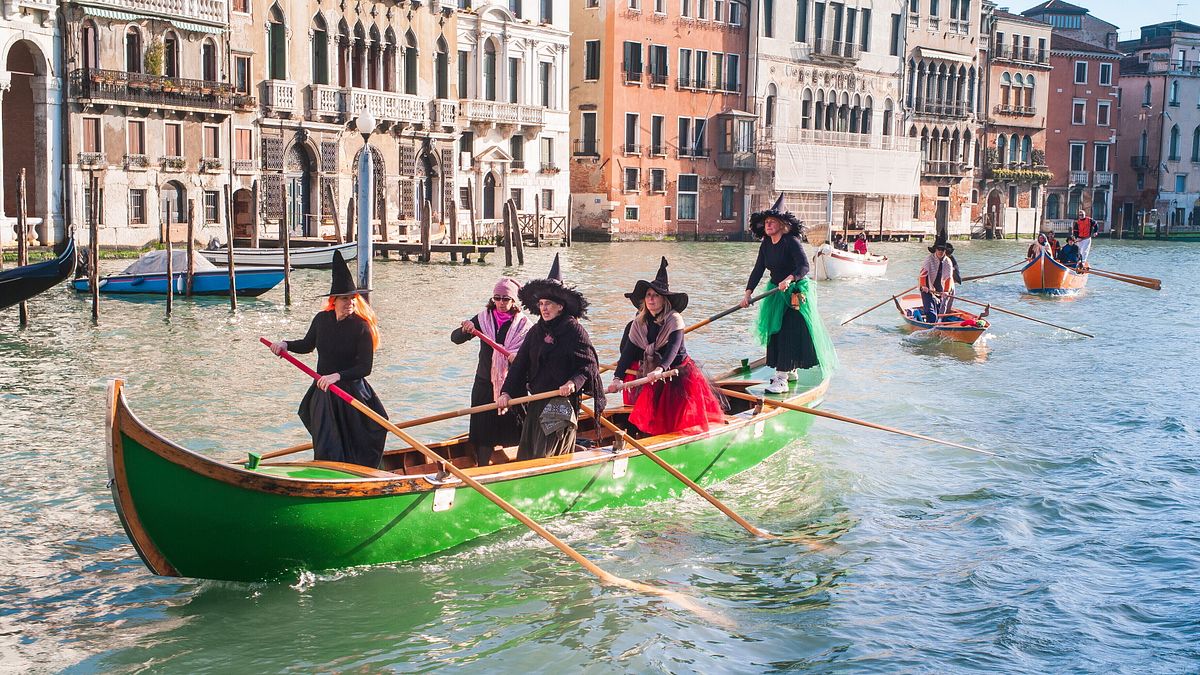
[144,38,164,77]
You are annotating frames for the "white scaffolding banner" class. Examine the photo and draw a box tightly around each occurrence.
[774,143,922,196]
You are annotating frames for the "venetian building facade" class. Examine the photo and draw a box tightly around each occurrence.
[1,0,62,246]
[749,0,920,240]
[976,10,1050,238]
[569,0,752,240]
[62,0,237,247]
[455,0,570,226]
[248,0,464,243]
[1114,21,1200,234]
[903,0,985,238]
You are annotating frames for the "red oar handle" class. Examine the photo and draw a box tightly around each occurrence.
[465,327,513,359]
[259,337,356,405]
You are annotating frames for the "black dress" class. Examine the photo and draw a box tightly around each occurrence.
[746,235,819,371]
[286,310,389,468]
[451,315,524,465]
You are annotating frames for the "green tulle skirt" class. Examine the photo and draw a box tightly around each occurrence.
[753,278,839,377]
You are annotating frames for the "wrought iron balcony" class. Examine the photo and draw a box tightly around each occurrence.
[811,39,860,61]
[77,151,104,168]
[991,45,1049,65]
[913,98,970,119]
[993,103,1037,117]
[511,159,526,170]
[233,159,256,174]
[623,143,641,155]
[717,150,757,171]
[648,72,669,86]
[123,153,150,170]
[69,68,234,112]
[160,155,186,171]
[676,147,710,158]
[572,138,600,157]
[622,63,643,83]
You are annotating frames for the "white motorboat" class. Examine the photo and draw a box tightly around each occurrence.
[812,243,889,280]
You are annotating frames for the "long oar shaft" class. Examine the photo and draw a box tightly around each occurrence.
[953,295,1094,338]
[585,407,774,539]
[842,285,918,325]
[1086,269,1161,290]
[465,327,513,358]
[684,288,779,334]
[960,268,1023,283]
[717,387,998,457]
[1087,267,1161,285]
[612,369,679,391]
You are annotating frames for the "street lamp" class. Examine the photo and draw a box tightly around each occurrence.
[355,108,377,294]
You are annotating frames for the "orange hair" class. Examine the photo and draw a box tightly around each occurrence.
[324,295,381,350]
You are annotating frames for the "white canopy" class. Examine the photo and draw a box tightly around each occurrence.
[121,250,219,275]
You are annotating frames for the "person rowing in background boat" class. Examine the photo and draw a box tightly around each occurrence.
[853,233,869,255]
[268,251,388,468]
[918,241,954,323]
[606,257,726,435]
[496,254,606,461]
[741,194,837,394]
[451,277,533,466]
[943,242,962,314]
[1026,233,1052,259]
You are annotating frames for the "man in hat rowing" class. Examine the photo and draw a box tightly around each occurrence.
[918,240,955,323]
[269,251,389,468]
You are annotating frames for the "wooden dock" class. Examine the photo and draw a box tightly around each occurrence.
[374,242,494,263]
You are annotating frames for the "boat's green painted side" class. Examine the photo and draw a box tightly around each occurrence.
[113,366,824,582]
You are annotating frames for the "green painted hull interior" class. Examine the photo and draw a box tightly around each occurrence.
[118,364,824,582]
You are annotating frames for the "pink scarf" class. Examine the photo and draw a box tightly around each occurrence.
[476,308,532,400]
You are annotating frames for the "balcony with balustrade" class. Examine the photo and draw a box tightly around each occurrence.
[912,98,971,120]
[459,99,544,130]
[1094,171,1113,187]
[69,68,234,113]
[85,0,224,23]
[1069,170,1089,186]
[992,103,1037,117]
[922,160,972,177]
[263,80,296,116]
[717,150,757,171]
[991,45,1050,67]
[310,85,429,126]
[811,39,860,62]
[430,99,459,129]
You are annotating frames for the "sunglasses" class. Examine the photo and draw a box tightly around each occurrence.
[492,295,514,302]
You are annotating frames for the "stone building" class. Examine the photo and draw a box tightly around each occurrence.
[62,0,240,247]
[1020,0,1119,52]
[976,9,1051,237]
[568,0,752,240]
[1,0,64,245]
[1041,32,1120,235]
[903,0,986,238]
[1113,21,1200,235]
[748,0,921,241]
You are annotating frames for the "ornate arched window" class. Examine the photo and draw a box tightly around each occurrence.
[81,20,99,70]
[268,4,287,80]
[404,30,418,95]
[125,26,143,73]
[311,14,329,85]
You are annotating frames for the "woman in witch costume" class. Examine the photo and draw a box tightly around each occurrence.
[451,276,533,466]
[496,254,606,461]
[606,257,726,435]
[741,195,838,394]
[269,251,389,468]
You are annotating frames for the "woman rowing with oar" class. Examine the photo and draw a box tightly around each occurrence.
[451,276,533,466]
[496,254,606,460]
[741,195,837,393]
[606,257,726,435]
[268,251,388,468]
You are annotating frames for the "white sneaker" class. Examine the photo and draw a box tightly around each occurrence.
[786,370,799,381]
[764,375,789,394]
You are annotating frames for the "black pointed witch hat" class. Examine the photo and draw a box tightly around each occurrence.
[625,256,688,312]
[327,250,370,297]
[518,253,589,318]
[748,194,802,238]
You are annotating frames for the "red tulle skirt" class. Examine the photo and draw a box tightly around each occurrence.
[623,357,727,435]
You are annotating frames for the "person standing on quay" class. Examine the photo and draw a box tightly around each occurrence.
[741,195,837,394]
[451,277,533,466]
[269,251,388,468]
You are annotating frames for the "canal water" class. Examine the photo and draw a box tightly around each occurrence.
[1,239,1196,673]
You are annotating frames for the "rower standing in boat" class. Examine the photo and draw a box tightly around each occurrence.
[741,195,838,394]
[1073,208,1098,262]
[918,241,954,323]
[943,242,962,314]
[451,277,533,466]
[497,255,606,460]
[268,251,388,468]
[607,257,726,435]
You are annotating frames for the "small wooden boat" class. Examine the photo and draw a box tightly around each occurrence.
[894,293,989,344]
[812,244,888,281]
[107,360,829,582]
[0,238,76,310]
[73,249,283,297]
[1022,250,1088,295]
[200,241,358,269]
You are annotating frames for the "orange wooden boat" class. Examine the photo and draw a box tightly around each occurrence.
[894,293,990,344]
[1021,250,1088,295]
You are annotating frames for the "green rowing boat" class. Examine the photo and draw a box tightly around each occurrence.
[107,360,828,582]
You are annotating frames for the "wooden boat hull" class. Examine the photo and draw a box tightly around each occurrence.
[107,363,828,582]
[73,268,284,297]
[894,293,989,344]
[812,247,888,281]
[200,241,358,269]
[0,238,76,310]
[1022,251,1088,295]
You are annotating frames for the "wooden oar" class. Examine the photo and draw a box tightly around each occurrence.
[717,387,998,457]
[951,295,1094,338]
[610,369,679,391]
[584,404,835,547]
[959,268,1023,283]
[683,287,780,334]
[260,338,719,620]
[841,285,918,325]
[461,324,514,358]
[1085,268,1161,291]
[1087,266,1160,285]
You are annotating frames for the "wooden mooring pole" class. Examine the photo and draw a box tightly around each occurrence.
[89,175,99,323]
[224,184,237,310]
[280,189,291,306]
[16,169,29,326]
[508,199,524,266]
[185,200,195,298]
[502,200,513,266]
[165,229,174,318]
[421,199,432,263]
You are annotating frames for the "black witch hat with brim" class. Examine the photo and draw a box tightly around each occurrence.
[625,256,689,313]
[326,250,371,297]
[748,194,802,238]
[927,236,949,253]
[518,253,589,318]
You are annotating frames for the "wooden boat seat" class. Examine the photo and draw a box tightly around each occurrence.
[404,455,474,476]
[281,460,397,478]
[715,379,767,391]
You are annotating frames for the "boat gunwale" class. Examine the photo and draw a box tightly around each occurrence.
[894,293,989,341]
[1022,250,1087,294]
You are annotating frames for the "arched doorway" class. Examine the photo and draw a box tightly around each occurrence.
[3,40,46,241]
[986,189,1003,238]
[233,188,254,238]
[161,180,187,240]
[482,172,497,220]
[284,143,316,236]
